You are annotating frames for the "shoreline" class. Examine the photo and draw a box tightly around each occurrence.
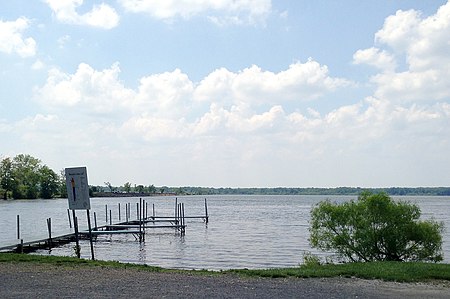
[0,261,449,299]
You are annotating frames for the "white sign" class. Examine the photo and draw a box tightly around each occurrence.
[65,166,91,210]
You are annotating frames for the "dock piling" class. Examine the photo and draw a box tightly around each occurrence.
[46,218,52,249]
[86,209,95,261]
[205,198,209,224]
[72,210,80,258]
[16,215,20,240]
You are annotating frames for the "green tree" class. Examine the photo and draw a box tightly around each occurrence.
[58,169,68,198]
[10,154,42,199]
[123,182,132,193]
[148,184,156,194]
[104,182,113,192]
[135,184,144,193]
[309,192,444,263]
[0,157,14,199]
[1,154,61,199]
[39,165,59,199]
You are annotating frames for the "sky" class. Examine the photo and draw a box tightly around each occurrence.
[1,0,449,188]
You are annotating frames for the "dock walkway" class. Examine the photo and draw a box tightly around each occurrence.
[0,198,209,254]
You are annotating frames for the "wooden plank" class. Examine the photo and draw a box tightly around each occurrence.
[105,225,185,229]
[80,230,142,235]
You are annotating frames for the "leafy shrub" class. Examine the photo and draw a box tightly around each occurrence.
[309,191,444,262]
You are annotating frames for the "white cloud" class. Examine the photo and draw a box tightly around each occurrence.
[119,0,271,25]
[31,56,443,147]
[134,69,194,118]
[34,59,349,124]
[195,59,351,106]
[0,17,36,57]
[31,59,45,70]
[45,0,119,29]
[29,45,450,186]
[375,9,421,53]
[353,47,396,72]
[34,62,135,115]
[354,1,450,104]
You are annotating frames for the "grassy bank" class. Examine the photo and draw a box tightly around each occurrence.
[1,253,449,283]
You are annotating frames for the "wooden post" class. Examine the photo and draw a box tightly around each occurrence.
[109,210,112,225]
[182,203,186,235]
[118,203,121,221]
[86,209,95,260]
[16,215,20,239]
[152,203,155,218]
[174,198,178,220]
[136,202,139,220]
[47,218,52,249]
[105,204,108,223]
[204,198,209,224]
[178,203,182,230]
[145,201,148,220]
[72,210,80,258]
[67,209,72,228]
[94,212,98,230]
[139,198,144,242]
[125,203,129,223]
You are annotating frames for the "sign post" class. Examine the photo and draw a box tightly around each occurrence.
[65,166,95,260]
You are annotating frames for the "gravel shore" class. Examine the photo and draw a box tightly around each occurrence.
[0,262,449,298]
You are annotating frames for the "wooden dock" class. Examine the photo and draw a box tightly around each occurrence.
[0,198,209,255]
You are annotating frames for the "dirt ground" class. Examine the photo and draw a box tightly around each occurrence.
[0,262,449,298]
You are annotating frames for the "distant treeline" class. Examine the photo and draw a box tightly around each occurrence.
[163,186,450,196]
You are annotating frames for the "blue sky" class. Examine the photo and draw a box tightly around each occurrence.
[1,0,449,188]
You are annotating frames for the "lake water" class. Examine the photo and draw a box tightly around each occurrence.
[1,195,449,270]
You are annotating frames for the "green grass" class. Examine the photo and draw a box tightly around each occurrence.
[0,253,212,274]
[229,262,450,282]
[1,253,449,283]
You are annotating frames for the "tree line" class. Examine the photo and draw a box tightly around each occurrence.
[2,154,449,200]
[154,186,450,196]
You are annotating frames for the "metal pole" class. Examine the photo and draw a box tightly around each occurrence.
[47,218,52,248]
[87,210,95,260]
[72,210,80,258]
[16,215,20,239]
[136,202,139,219]
[174,198,178,219]
[67,209,72,228]
[139,198,143,241]
[205,198,209,224]
[182,203,185,235]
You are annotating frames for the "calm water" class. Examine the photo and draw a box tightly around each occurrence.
[1,195,449,270]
